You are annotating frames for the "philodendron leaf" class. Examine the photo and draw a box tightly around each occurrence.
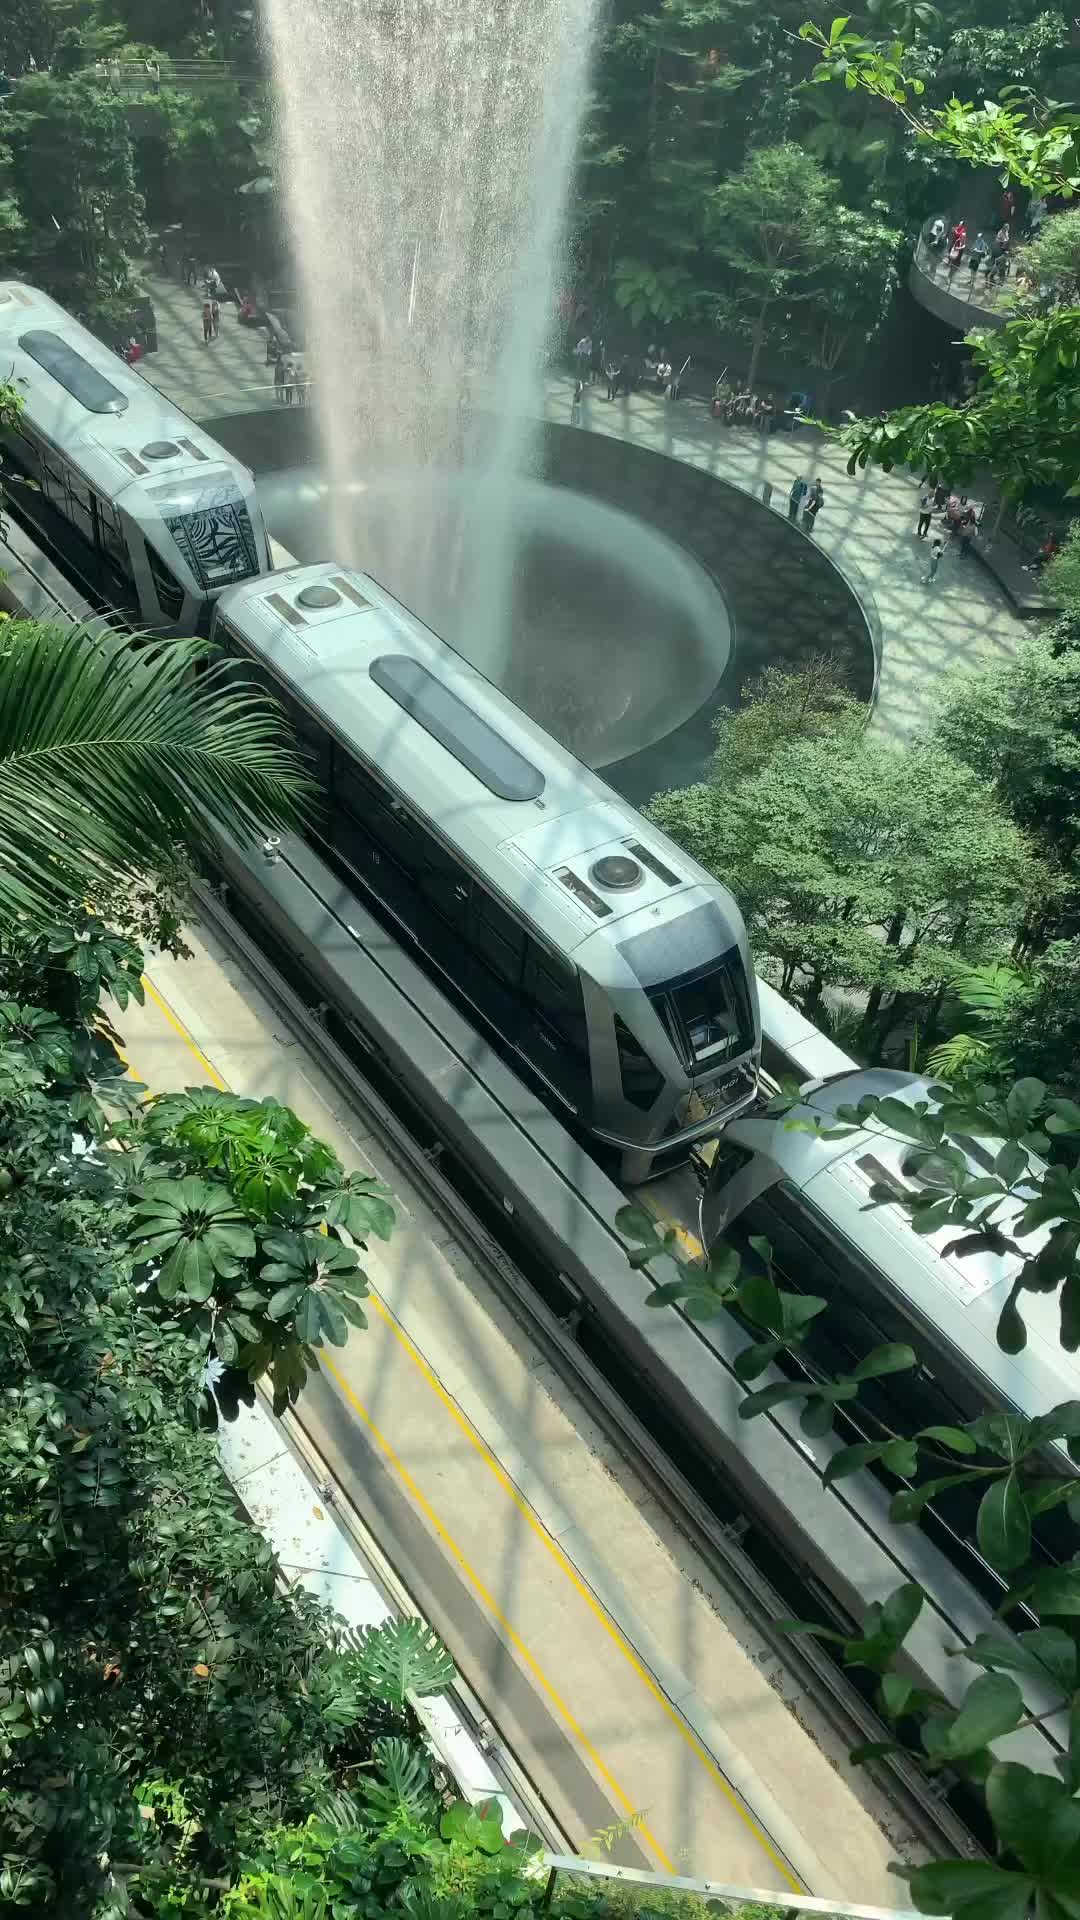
[977,1474,1032,1574]
[901,1858,1033,1920]
[940,1673,1024,1760]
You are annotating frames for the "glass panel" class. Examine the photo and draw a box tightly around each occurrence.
[471,886,525,987]
[145,540,184,620]
[369,654,544,802]
[667,966,747,1068]
[615,1016,663,1111]
[19,329,128,414]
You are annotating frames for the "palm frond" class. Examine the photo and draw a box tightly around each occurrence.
[925,1032,992,1081]
[0,620,311,926]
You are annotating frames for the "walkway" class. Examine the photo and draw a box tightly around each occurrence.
[140,272,1026,742]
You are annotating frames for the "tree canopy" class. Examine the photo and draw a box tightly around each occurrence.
[649,669,1043,1051]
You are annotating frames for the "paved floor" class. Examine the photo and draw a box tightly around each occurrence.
[141,271,1025,745]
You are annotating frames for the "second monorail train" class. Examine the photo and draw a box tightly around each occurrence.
[0,281,268,636]
[212,561,762,1179]
[701,1067,1075,1607]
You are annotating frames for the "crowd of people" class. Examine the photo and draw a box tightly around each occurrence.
[915,481,982,583]
[925,186,1050,297]
[572,334,684,402]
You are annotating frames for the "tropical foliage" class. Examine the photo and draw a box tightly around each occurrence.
[0,621,308,930]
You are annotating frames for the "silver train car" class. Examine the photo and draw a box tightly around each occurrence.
[0,282,268,636]
[212,561,761,1179]
[754,976,856,1088]
[703,1067,1073,1603]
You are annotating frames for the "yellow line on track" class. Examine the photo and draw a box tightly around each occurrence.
[134,970,803,1891]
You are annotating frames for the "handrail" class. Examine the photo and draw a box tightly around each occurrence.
[911,234,1012,317]
[539,1855,920,1920]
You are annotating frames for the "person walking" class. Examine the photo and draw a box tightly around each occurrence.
[925,526,946,584]
[788,475,807,522]
[802,478,824,533]
[604,355,622,401]
[571,378,584,425]
[201,300,213,345]
[573,334,592,384]
[210,297,220,339]
[916,484,933,538]
[655,350,672,395]
[273,352,285,400]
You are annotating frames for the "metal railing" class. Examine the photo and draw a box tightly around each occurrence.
[84,57,254,95]
[539,1856,920,1920]
[912,236,1013,316]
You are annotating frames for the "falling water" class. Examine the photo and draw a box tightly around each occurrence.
[263,0,598,650]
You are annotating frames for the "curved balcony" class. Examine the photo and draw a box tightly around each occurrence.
[909,230,1009,331]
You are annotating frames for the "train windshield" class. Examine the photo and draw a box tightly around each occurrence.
[653,960,752,1072]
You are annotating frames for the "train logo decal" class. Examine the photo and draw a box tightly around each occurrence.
[164,484,259,590]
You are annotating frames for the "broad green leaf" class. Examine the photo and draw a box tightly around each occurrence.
[823,1440,888,1488]
[179,1240,215,1303]
[959,1628,1077,1696]
[268,1282,306,1321]
[736,1269,781,1330]
[732,1338,782,1382]
[615,1205,663,1247]
[316,1295,349,1347]
[977,1474,1032,1574]
[1031,1563,1080,1617]
[891,1473,980,1523]
[779,1291,827,1334]
[800,1394,837,1438]
[986,1760,1080,1881]
[882,1582,924,1645]
[917,1426,978,1455]
[852,1342,917,1382]
[738,1381,808,1420]
[1006,1079,1047,1128]
[995,1142,1029,1186]
[904,1858,1033,1920]
[942,1673,1024,1759]
[881,1671,915,1719]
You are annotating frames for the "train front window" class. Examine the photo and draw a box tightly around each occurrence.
[664,966,747,1069]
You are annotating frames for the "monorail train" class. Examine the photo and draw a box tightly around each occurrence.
[702,1067,1075,1606]
[212,561,762,1179]
[0,282,268,636]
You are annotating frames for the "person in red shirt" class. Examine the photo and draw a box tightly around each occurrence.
[123,337,143,366]
[950,219,968,251]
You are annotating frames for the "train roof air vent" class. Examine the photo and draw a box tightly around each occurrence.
[589,854,644,892]
[296,583,342,610]
[142,440,180,460]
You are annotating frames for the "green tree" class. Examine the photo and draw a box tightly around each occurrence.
[0,620,309,927]
[3,70,146,327]
[797,17,1080,496]
[796,201,901,404]
[1011,207,1080,305]
[710,655,865,786]
[933,626,1080,910]
[648,732,1041,1047]
[1045,522,1080,612]
[997,936,1080,1091]
[708,141,833,386]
